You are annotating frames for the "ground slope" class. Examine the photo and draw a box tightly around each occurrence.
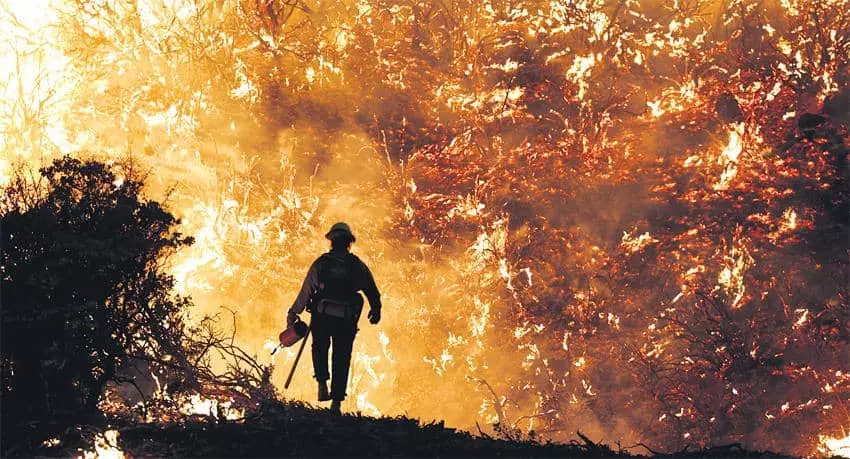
[6,399,800,458]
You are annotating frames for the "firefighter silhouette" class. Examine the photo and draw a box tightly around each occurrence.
[287,222,382,413]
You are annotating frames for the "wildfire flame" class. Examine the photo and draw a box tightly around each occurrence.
[181,393,245,421]
[2,0,848,456]
[819,432,850,457]
[79,430,125,459]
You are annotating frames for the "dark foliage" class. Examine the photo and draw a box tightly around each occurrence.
[0,158,193,427]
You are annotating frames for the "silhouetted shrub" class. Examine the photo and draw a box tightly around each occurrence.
[1,158,193,422]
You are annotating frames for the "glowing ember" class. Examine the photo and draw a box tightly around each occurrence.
[181,394,245,421]
[716,242,753,309]
[620,230,658,253]
[715,122,745,191]
[41,437,61,448]
[819,432,850,457]
[79,430,125,459]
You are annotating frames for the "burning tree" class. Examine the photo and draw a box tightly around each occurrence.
[347,0,850,453]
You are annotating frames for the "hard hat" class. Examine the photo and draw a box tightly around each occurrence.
[325,222,356,242]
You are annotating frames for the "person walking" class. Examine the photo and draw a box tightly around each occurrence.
[287,222,382,414]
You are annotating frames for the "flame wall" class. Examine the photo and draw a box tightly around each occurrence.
[2,0,849,455]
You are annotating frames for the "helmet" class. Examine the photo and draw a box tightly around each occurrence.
[325,222,356,242]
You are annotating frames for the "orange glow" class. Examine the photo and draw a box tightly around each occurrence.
[2,0,848,456]
[80,430,125,459]
[819,431,850,457]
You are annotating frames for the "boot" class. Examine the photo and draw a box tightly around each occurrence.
[317,381,331,402]
[330,400,341,414]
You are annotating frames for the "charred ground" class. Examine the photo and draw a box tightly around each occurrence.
[4,398,804,458]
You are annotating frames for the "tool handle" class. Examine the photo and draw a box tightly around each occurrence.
[284,326,311,389]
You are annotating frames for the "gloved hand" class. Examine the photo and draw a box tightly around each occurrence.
[287,310,299,326]
[368,309,381,325]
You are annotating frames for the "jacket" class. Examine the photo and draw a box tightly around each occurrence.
[288,249,382,317]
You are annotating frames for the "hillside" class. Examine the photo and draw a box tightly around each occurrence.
[5,399,799,458]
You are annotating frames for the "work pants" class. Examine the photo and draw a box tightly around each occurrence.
[311,314,357,401]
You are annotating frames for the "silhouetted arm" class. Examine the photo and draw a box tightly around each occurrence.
[289,259,320,316]
[358,260,382,312]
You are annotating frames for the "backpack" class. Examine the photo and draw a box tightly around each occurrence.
[311,253,363,319]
